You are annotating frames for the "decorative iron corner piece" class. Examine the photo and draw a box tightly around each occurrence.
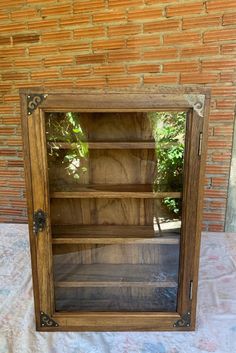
[33,209,46,235]
[173,312,191,328]
[27,93,48,115]
[40,311,59,327]
[184,94,205,118]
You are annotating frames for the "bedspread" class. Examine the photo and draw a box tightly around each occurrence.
[0,224,235,353]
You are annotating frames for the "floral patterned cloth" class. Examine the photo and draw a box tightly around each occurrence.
[0,224,235,353]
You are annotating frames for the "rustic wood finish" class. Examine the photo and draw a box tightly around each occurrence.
[20,87,210,331]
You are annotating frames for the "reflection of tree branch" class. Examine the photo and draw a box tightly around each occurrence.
[149,112,185,217]
[46,112,88,180]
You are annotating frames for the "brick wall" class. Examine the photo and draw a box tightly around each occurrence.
[0,0,235,230]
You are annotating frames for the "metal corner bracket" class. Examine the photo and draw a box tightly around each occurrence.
[40,311,59,327]
[27,93,48,115]
[184,94,205,117]
[173,312,191,328]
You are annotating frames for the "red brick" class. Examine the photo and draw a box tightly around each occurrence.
[59,43,90,53]
[223,12,236,26]
[164,32,201,45]
[76,53,106,64]
[43,80,74,88]
[108,50,140,62]
[28,20,58,31]
[13,34,40,45]
[44,57,74,67]
[167,2,204,17]
[41,4,71,17]
[1,72,29,81]
[108,0,143,8]
[208,139,232,148]
[108,76,140,86]
[205,190,227,198]
[209,112,235,121]
[221,43,236,54]
[143,47,177,60]
[0,11,9,21]
[203,212,225,221]
[108,23,141,36]
[62,67,91,77]
[206,164,229,175]
[216,99,235,109]
[220,72,236,82]
[211,153,231,163]
[76,78,106,87]
[31,70,60,79]
[128,7,162,21]
[14,59,41,69]
[214,126,234,136]
[74,0,105,13]
[74,27,105,39]
[208,200,227,208]
[93,39,126,51]
[202,59,236,70]
[60,15,90,27]
[144,19,180,33]
[0,23,27,34]
[207,0,236,12]
[144,75,178,84]
[204,28,236,42]
[163,61,199,73]
[183,14,222,30]
[42,31,72,42]
[0,35,11,45]
[28,45,58,56]
[0,0,24,9]
[11,8,38,20]
[93,65,125,75]
[212,87,236,96]
[127,35,161,48]
[180,73,219,84]
[127,64,160,73]
[181,45,219,57]
[93,11,126,23]
[208,224,224,232]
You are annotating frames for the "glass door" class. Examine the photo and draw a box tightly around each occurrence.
[45,111,186,312]
[22,89,209,330]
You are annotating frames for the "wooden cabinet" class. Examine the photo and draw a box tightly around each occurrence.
[20,88,210,331]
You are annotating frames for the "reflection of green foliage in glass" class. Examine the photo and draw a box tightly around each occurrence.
[46,112,88,180]
[149,112,185,216]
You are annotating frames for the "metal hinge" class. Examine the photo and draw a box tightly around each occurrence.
[189,280,193,300]
[33,209,46,235]
[198,132,203,156]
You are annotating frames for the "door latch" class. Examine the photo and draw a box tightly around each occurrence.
[33,209,46,235]
[198,132,203,156]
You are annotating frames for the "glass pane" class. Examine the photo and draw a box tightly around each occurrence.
[45,111,186,312]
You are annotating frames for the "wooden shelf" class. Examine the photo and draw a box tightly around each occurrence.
[52,225,180,244]
[48,141,157,149]
[50,184,182,199]
[54,264,178,288]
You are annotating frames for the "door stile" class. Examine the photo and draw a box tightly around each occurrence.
[177,109,204,327]
[27,107,54,323]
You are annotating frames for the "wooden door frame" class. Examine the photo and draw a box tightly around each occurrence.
[20,87,210,331]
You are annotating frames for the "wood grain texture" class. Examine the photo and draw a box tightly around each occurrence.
[20,88,210,331]
[27,109,55,316]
